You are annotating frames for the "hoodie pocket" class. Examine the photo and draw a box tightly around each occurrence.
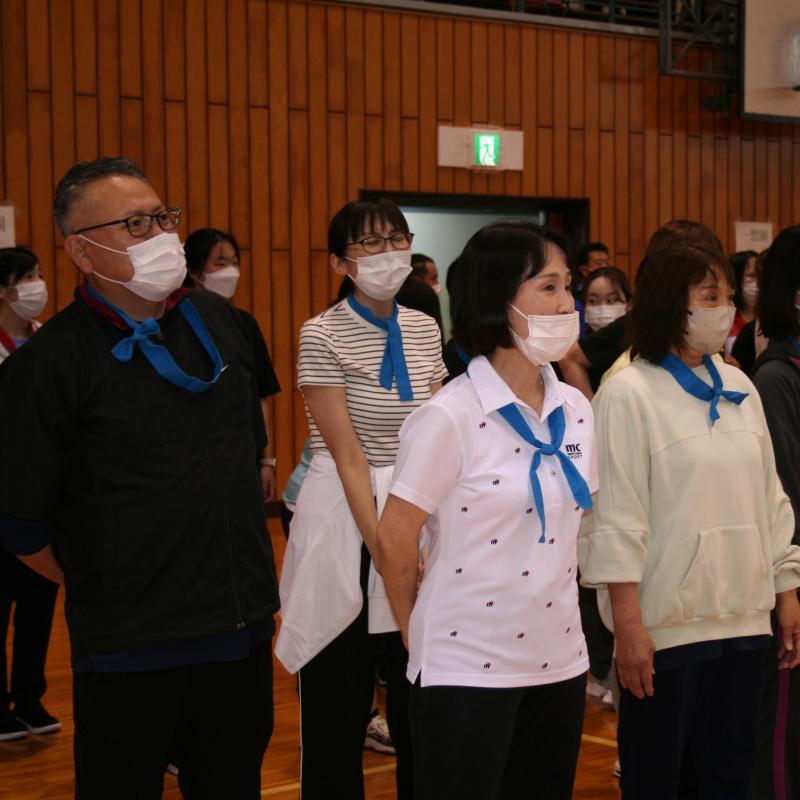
[677,524,772,621]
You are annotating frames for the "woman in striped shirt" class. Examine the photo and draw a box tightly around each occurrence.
[275,199,446,799]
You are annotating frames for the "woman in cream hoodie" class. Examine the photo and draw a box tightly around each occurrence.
[579,241,800,800]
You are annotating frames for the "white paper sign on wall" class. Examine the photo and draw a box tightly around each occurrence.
[0,205,15,248]
[735,221,773,253]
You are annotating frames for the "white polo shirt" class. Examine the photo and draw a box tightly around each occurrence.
[390,355,597,688]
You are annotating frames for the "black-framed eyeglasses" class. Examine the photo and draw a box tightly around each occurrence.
[74,207,182,239]
[346,231,414,255]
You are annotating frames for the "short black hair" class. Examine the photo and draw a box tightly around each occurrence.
[410,252,434,280]
[576,241,609,266]
[582,266,632,304]
[628,244,734,364]
[757,226,800,340]
[730,250,759,312]
[451,222,570,358]
[53,157,147,236]
[327,199,409,257]
[0,247,38,288]
[183,228,241,283]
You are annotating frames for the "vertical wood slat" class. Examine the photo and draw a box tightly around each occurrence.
[4,0,799,484]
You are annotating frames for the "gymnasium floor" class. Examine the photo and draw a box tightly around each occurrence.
[0,522,621,799]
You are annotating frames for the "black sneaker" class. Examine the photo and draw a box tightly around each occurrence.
[14,700,61,735]
[0,706,28,741]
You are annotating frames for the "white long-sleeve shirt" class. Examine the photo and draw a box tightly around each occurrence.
[579,357,800,652]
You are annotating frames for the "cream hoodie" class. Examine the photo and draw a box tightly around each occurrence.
[579,357,800,651]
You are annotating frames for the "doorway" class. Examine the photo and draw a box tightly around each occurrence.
[360,191,590,338]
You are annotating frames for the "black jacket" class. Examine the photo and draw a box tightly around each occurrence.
[752,339,800,547]
[0,289,279,658]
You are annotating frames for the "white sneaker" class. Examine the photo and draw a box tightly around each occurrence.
[601,689,614,705]
[613,760,621,778]
[586,679,609,698]
[364,712,395,754]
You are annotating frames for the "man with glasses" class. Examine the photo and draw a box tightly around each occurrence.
[0,157,279,799]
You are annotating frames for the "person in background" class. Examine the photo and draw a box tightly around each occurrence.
[576,241,610,282]
[378,222,596,800]
[184,228,281,499]
[410,253,439,291]
[579,241,800,799]
[396,253,442,334]
[275,199,446,799]
[750,225,800,800]
[559,221,725,399]
[0,246,61,741]
[0,158,279,798]
[583,267,631,334]
[577,265,634,707]
[732,250,770,376]
[725,250,759,358]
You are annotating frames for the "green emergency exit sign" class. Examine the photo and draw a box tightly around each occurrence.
[475,133,500,167]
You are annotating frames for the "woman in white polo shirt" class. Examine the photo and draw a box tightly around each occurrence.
[579,242,800,799]
[377,222,597,800]
[275,199,446,799]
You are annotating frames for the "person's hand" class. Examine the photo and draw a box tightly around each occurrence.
[417,546,428,592]
[260,465,276,501]
[614,621,656,699]
[776,590,800,670]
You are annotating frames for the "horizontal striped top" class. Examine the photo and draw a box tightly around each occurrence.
[297,299,447,466]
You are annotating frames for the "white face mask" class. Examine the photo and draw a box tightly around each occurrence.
[8,278,48,320]
[431,282,442,295]
[584,302,626,331]
[201,266,240,299]
[685,304,736,355]
[508,305,580,366]
[742,282,759,302]
[345,251,412,301]
[80,232,187,302]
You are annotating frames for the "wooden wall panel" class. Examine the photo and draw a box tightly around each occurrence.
[3,0,800,484]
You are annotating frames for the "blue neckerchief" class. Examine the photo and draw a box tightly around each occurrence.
[495,402,593,542]
[86,285,227,393]
[659,353,748,424]
[456,344,471,366]
[347,294,413,401]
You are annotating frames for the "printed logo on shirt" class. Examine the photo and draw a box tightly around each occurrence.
[564,442,582,460]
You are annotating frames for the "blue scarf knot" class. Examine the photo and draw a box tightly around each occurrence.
[86,285,227,394]
[111,317,162,362]
[659,353,748,424]
[347,294,413,401]
[496,402,593,542]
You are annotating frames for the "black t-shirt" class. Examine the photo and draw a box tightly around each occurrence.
[0,288,279,658]
[395,279,443,334]
[234,308,281,398]
[579,313,629,390]
[732,319,757,376]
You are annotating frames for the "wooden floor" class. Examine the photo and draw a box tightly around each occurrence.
[0,522,621,799]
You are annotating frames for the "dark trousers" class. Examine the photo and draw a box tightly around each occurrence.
[578,583,614,680]
[0,546,59,708]
[619,648,764,800]
[298,547,412,800]
[750,630,800,800]
[409,673,586,800]
[73,641,273,800]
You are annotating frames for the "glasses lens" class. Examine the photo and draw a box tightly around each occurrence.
[157,208,180,231]
[389,232,412,249]
[126,214,152,238]
[361,235,385,254]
